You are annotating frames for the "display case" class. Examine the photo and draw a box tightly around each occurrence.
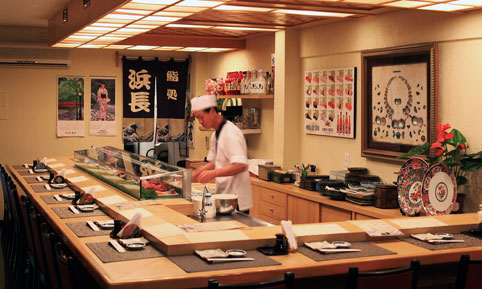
[74,146,191,200]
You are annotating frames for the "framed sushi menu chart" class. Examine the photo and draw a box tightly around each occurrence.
[304,67,356,139]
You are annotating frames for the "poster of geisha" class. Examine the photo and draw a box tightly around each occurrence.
[304,67,356,138]
[89,77,116,136]
[57,76,85,137]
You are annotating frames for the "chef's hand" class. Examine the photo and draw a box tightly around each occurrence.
[197,169,217,183]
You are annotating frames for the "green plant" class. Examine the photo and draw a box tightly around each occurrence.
[398,123,482,187]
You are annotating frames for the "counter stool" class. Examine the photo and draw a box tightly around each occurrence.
[347,260,420,289]
[29,205,50,289]
[208,272,295,288]
[40,222,62,289]
[455,254,482,289]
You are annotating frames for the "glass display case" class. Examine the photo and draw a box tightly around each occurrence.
[74,146,191,200]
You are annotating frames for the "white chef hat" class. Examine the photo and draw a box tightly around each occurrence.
[191,94,217,111]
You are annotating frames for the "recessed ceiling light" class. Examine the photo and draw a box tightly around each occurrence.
[177,0,224,7]
[166,24,212,28]
[177,47,208,51]
[451,0,482,6]
[153,46,184,50]
[274,9,353,17]
[127,45,160,50]
[215,26,278,31]
[419,3,471,11]
[79,44,107,48]
[214,5,273,12]
[131,0,179,4]
[104,45,133,49]
[384,1,431,8]
[105,13,145,20]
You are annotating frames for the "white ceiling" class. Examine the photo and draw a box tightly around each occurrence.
[0,0,69,27]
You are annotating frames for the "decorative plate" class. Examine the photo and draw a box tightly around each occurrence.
[397,158,429,216]
[422,164,457,215]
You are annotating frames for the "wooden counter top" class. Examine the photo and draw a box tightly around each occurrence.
[8,157,482,289]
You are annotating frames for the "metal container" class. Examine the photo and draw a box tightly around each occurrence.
[214,194,238,215]
[258,164,281,181]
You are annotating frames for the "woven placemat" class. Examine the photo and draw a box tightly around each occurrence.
[168,250,280,273]
[31,184,73,193]
[298,242,396,262]
[400,234,482,251]
[13,165,30,170]
[40,195,72,205]
[51,206,106,219]
[86,241,164,263]
[66,222,112,238]
[24,177,47,184]
[18,170,43,176]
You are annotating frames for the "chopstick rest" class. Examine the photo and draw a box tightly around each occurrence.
[44,184,52,190]
[109,240,126,253]
[87,221,100,232]
[53,194,63,202]
[69,205,80,214]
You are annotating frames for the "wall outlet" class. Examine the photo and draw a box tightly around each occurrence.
[344,153,350,168]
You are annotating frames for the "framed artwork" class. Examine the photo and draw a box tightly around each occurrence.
[361,43,438,160]
[90,77,116,136]
[57,76,85,137]
[304,67,356,138]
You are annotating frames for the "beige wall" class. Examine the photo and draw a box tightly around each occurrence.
[0,48,191,165]
[299,9,482,211]
[188,34,275,161]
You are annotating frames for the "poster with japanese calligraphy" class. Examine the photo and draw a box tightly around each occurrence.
[57,76,85,137]
[304,67,356,139]
[89,77,116,136]
[122,57,189,143]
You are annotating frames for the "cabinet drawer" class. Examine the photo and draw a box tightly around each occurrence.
[259,214,281,225]
[260,188,287,207]
[321,205,351,222]
[259,201,286,220]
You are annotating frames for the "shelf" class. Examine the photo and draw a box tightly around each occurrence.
[199,127,261,134]
[217,94,273,99]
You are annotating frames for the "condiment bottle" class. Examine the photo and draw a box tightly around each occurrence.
[204,194,216,218]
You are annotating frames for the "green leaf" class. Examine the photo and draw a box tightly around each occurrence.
[466,151,482,158]
[397,143,430,159]
[447,129,467,147]
[461,158,482,172]
[456,176,468,186]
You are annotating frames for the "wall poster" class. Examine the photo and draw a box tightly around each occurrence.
[57,76,85,137]
[304,67,356,138]
[90,77,116,136]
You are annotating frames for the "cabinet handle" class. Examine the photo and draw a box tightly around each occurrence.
[269,194,274,198]
[269,208,274,212]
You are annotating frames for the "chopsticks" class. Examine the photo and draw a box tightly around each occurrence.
[427,239,464,244]
[207,257,255,263]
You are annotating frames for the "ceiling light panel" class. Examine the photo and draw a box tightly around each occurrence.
[81,26,118,33]
[122,3,167,10]
[214,5,273,12]
[154,11,194,17]
[215,26,278,31]
[127,45,160,50]
[90,23,124,28]
[114,9,154,15]
[163,6,208,12]
[105,13,145,20]
[201,48,235,52]
[343,0,392,4]
[53,43,81,47]
[419,3,471,11]
[97,18,133,24]
[126,24,159,29]
[177,0,224,7]
[451,0,482,5]
[79,44,107,48]
[115,28,151,34]
[144,16,181,22]
[131,0,180,4]
[166,24,212,28]
[177,47,208,51]
[103,45,134,49]
[274,9,353,17]
[385,1,431,8]
[153,46,184,50]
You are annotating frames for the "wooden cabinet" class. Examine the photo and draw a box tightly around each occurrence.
[287,196,320,224]
[321,205,352,222]
[260,188,287,207]
[353,212,375,220]
[250,183,261,219]
[257,187,287,224]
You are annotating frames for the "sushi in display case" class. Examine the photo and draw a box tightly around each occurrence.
[74,146,191,200]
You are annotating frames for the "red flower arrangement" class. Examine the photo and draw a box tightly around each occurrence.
[399,123,482,186]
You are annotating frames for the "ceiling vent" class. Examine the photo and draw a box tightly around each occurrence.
[0,47,71,67]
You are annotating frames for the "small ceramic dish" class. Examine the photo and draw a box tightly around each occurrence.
[125,242,146,250]
[226,249,247,257]
[41,176,51,181]
[332,241,351,248]
[95,220,115,229]
[50,183,67,189]
[435,233,454,240]
[33,169,48,173]
[61,193,76,199]
[77,204,98,212]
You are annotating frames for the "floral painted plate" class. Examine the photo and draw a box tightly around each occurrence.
[422,164,457,215]
[397,158,429,216]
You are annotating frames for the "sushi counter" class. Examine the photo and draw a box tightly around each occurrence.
[7,156,482,289]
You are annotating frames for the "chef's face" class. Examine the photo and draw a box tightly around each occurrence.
[193,108,215,129]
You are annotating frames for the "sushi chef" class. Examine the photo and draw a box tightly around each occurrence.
[191,94,253,213]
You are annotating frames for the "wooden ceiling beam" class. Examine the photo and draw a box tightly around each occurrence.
[48,0,129,46]
[117,33,246,49]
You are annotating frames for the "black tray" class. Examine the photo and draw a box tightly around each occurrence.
[257,247,289,256]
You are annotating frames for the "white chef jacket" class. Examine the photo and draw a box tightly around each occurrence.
[207,120,253,211]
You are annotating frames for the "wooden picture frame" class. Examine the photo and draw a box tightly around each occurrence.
[361,43,438,161]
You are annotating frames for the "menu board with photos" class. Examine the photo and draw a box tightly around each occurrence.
[304,67,356,138]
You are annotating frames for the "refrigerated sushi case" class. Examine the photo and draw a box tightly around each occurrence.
[74,146,191,200]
